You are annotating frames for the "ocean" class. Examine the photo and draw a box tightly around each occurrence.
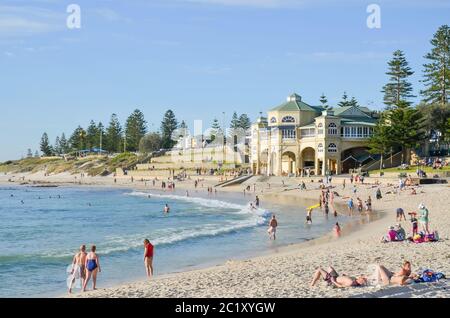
[0,185,347,297]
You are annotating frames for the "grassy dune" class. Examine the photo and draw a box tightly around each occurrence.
[0,153,140,176]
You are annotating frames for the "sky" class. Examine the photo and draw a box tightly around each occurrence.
[0,0,449,161]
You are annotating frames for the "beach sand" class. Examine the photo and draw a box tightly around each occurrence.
[1,171,449,298]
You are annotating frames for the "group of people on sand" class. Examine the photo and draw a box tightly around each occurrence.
[311,261,416,288]
[68,239,154,294]
[382,203,439,243]
[346,196,372,215]
[68,245,101,293]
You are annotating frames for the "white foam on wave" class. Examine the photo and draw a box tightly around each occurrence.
[97,218,264,255]
[128,191,271,219]
[35,192,272,258]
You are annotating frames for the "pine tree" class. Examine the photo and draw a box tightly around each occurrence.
[209,118,221,141]
[369,112,394,170]
[238,114,251,130]
[417,102,450,149]
[105,114,123,153]
[337,92,351,107]
[69,126,87,151]
[86,120,99,150]
[421,25,450,107]
[97,122,105,150]
[40,133,53,156]
[179,120,188,129]
[59,133,69,154]
[319,93,329,109]
[160,110,178,149]
[125,109,148,152]
[34,150,39,158]
[382,50,415,109]
[27,149,33,158]
[387,102,427,163]
[348,97,359,107]
[230,112,239,129]
[54,136,61,155]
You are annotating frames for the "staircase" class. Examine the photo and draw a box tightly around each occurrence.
[215,175,254,188]
[360,151,403,172]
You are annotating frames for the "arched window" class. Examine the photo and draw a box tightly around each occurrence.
[328,123,337,135]
[318,143,324,153]
[270,117,277,123]
[317,123,324,135]
[281,116,295,123]
[328,143,337,153]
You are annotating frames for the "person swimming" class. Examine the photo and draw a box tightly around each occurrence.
[164,204,170,214]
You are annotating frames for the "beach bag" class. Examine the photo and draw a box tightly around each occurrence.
[421,270,437,282]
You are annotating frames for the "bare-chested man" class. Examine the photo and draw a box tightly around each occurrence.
[68,245,87,293]
[267,214,278,240]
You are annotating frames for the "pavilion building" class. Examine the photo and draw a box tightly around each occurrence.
[250,93,379,176]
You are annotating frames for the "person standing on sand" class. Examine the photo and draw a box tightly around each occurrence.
[68,245,87,294]
[418,203,430,234]
[347,198,354,215]
[143,239,154,278]
[82,245,101,292]
[255,195,260,208]
[366,196,372,212]
[268,215,278,240]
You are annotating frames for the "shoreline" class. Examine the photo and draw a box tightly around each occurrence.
[1,172,449,298]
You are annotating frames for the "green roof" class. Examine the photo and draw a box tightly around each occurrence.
[270,93,317,112]
[333,106,353,116]
[333,105,374,118]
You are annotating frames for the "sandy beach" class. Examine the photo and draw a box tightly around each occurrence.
[1,172,449,298]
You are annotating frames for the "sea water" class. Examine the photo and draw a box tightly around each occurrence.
[0,185,347,297]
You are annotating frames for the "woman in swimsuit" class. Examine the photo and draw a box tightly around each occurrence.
[372,261,413,286]
[310,266,367,288]
[82,245,101,292]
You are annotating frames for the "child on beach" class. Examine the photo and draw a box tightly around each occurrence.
[334,222,341,238]
[409,212,418,236]
[306,208,313,224]
[356,198,363,213]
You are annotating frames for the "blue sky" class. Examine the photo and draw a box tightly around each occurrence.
[0,0,449,161]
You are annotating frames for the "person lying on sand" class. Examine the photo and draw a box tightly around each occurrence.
[310,266,368,288]
[371,262,416,286]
